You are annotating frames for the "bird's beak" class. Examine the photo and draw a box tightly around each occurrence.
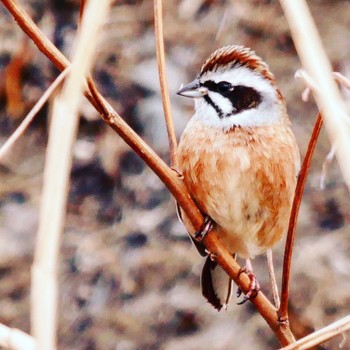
[177,79,208,98]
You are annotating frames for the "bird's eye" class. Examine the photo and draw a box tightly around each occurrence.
[217,81,232,93]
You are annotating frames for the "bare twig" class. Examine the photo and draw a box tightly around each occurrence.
[0,323,35,350]
[294,69,350,190]
[0,67,69,161]
[279,0,350,193]
[266,249,280,309]
[79,0,86,24]
[320,144,336,190]
[280,314,350,350]
[333,72,350,90]
[154,0,178,168]
[279,113,323,321]
[31,0,112,348]
[294,69,316,102]
[4,41,30,118]
[1,0,296,345]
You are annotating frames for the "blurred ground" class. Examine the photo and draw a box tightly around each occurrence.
[1,0,350,349]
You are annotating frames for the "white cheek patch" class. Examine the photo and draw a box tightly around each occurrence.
[207,91,233,114]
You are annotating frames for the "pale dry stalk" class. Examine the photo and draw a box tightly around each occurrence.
[0,68,70,161]
[0,323,35,350]
[280,314,350,350]
[279,0,350,191]
[279,0,350,330]
[31,0,112,349]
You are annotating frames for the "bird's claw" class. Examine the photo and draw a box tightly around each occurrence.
[236,267,260,305]
[194,216,214,242]
[171,167,184,179]
[208,252,218,262]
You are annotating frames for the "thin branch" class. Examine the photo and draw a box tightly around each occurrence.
[280,314,350,350]
[0,323,35,350]
[0,67,69,161]
[31,0,112,348]
[295,70,350,191]
[279,113,323,321]
[154,0,178,168]
[320,143,336,191]
[279,0,350,193]
[267,249,280,310]
[333,72,350,90]
[78,0,86,24]
[1,0,296,345]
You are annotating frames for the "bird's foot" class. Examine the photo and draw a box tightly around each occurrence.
[236,267,260,305]
[194,216,214,242]
[208,252,218,262]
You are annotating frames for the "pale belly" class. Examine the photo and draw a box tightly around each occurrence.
[200,175,292,258]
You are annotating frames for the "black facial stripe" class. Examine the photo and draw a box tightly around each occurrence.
[202,80,262,117]
[203,95,225,119]
[202,80,221,92]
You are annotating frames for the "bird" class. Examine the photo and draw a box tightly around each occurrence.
[176,45,300,311]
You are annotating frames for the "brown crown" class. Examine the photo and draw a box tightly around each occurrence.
[199,45,275,84]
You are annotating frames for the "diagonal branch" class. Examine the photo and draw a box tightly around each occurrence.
[1,0,295,345]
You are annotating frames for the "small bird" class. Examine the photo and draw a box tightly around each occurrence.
[177,45,300,310]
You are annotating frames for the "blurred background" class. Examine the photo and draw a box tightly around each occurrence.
[0,0,350,349]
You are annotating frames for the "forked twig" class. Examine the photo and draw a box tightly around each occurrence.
[279,113,323,321]
[0,67,69,161]
[154,0,178,168]
[280,314,350,350]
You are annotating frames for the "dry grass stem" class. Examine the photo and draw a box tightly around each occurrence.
[279,113,323,321]
[266,249,280,309]
[294,69,350,190]
[79,0,87,24]
[294,69,319,93]
[333,72,350,90]
[154,0,178,168]
[320,144,336,190]
[280,314,350,350]
[0,323,35,350]
[0,68,70,161]
[31,0,112,348]
[295,69,350,103]
[279,0,350,193]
